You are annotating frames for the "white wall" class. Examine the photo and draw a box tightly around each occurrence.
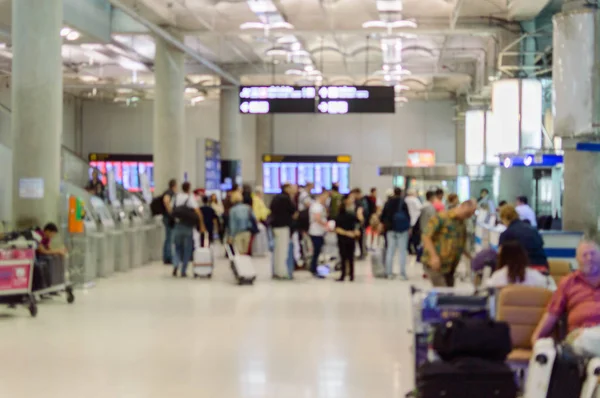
[273,100,456,194]
[81,99,232,188]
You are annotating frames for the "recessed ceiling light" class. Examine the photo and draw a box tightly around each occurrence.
[60,27,72,37]
[66,31,81,41]
[79,75,99,83]
[185,87,199,94]
[290,42,301,51]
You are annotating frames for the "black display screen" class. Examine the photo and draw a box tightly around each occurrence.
[317,86,395,114]
[239,86,316,114]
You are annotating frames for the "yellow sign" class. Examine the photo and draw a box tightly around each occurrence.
[337,155,352,163]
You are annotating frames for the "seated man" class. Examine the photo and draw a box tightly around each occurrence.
[531,239,600,348]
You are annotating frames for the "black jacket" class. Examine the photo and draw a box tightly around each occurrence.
[499,220,548,268]
[269,193,296,228]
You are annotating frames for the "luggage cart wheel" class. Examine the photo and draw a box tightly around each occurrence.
[28,302,38,317]
[66,287,75,304]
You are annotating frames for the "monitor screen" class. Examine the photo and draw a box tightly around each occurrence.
[89,154,154,193]
[239,85,316,114]
[263,163,282,194]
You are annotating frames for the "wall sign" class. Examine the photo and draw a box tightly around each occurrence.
[204,139,221,190]
[18,178,44,199]
[407,150,436,167]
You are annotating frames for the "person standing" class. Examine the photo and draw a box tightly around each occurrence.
[352,188,368,260]
[515,196,537,227]
[160,179,177,265]
[419,191,437,233]
[381,188,411,280]
[200,196,218,247]
[421,200,476,287]
[172,182,204,277]
[328,183,343,220]
[404,188,423,228]
[478,188,496,214]
[85,169,105,198]
[335,194,360,282]
[433,188,445,213]
[308,192,329,279]
[252,187,270,224]
[298,182,314,212]
[270,183,297,279]
[228,191,254,255]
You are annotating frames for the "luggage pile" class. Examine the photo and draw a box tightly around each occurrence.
[415,318,518,398]
[409,286,517,398]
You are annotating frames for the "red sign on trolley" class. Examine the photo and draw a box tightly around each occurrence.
[0,263,32,290]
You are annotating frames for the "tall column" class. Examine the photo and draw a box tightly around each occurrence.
[12,0,63,228]
[553,8,600,235]
[154,32,185,191]
[220,88,242,188]
[255,114,274,188]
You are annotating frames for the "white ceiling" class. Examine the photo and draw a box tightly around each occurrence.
[0,0,552,102]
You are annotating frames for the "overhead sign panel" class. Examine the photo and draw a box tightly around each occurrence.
[238,85,316,114]
[239,85,395,114]
[317,85,395,114]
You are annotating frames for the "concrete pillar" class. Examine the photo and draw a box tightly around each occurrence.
[11,0,63,228]
[553,8,600,235]
[153,32,185,191]
[255,114,274,188]
[220,88,242,187]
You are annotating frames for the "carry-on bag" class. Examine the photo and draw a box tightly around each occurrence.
[225,244,256,285]
[416,357,518,398]
[193,235,213,278]
[371,247,386,278]
[251,223,268,257]
[524,338,600,398]
[433,318,512,361]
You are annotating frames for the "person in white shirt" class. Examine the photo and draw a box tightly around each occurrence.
[404,188,423,227]
[486,240,556,290]
[298,182,314,212]
[171,182,204,277]
[515,196,537,227]
[308,192,330,278]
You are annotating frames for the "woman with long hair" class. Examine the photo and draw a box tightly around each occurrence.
[335,194,360,282]
[486,240,556,290]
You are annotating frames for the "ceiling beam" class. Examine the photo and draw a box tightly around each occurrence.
[108,0,240,85]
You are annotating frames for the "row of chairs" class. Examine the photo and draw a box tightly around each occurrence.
[496,260,572,374]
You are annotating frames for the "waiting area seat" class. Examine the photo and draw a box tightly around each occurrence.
[548,259,572,286]
[496,285,554,369]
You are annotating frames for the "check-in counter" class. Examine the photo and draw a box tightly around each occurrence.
[89,196,116,278]
[540,231,583,268]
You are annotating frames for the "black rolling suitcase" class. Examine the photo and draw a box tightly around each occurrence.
[417,357,518,398]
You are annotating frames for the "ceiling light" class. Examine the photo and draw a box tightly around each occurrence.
[285,69,304,75]
[117,88,133,94]
[118,58,147,71]
[394,84,409,91]
[79,75,99,83]
[290,42,302,51]
[305,65,314,72]
[276,35,297,44]
[265,48,289,56]
[270,22,294,30]
[240,22,265,30]
[66,31,81,41]
[376,0,403,12]
[60,27,72,37]
[191,95,205,104]
[247,0,277,13]
[395,96,408,103]
[185,87,199,94]
[382,64,390,71]
[81,43,104,50]
[362,20,417,30]
[384,75,391,81]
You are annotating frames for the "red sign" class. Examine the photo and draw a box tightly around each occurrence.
[0,263,32,291]
[407,150,436,167]
[0,249,35,261]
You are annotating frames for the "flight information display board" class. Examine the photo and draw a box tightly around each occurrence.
[262,155,351,194]
[239,85,316,114]
[317,86,395,114]
[89,153,154,193]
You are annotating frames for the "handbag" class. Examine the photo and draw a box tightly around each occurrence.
[248,207,259,235]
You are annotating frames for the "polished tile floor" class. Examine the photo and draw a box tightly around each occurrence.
[0,252,430,398]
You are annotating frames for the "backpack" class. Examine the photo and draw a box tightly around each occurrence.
[172,195,199,227]
[150,193,167,216]
[392,199,410,232]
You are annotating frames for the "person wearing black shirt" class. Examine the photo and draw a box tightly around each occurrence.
[270,183,297,279]
[335,194,360,282]
[85,170,105,198]
[161,179,178,264]
[200,196,218,247]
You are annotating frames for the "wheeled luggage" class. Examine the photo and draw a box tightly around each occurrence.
[225,244,256,285]
[433,318,512,362]
[371,247,386,278]
[417,357,518,398]
[251,223,268,257]
[192,232,213,278]
[524,338,600,398]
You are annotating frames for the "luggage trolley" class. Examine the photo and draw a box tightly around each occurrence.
[33,254,75,304]
[407,286,495,397]
[0,243,38,317]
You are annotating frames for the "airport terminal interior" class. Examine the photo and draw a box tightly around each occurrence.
[1,0,600,397]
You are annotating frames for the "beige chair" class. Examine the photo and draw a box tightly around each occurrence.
[496,285,554,370]
[548,259,572,286]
